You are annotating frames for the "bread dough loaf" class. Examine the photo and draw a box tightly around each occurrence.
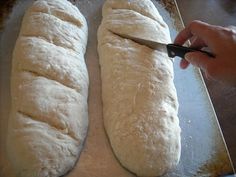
[7,0,88,176]
[97,0,181,176]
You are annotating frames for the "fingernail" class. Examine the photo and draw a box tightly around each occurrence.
[184,53,192,62]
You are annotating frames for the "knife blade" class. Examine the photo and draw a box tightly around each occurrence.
[112,32,214,58]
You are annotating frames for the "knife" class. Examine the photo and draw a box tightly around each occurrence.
[112,32,214,58]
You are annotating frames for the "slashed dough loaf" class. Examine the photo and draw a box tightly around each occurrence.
[7,0,88,176]
[97,0,181,176]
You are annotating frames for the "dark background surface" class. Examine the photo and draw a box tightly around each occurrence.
[176,0,236,168]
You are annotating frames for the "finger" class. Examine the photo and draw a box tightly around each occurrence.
[174,20,217,46]
[189,36,197,44]
[180,59,190,69]
[174,26,193,45]
[190,36,207,49]
[184,52,212,72]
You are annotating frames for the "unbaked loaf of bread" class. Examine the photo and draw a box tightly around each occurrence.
[97,0,181,176]
[7,0,88,177]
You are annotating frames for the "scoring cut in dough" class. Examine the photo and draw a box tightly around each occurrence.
[97,0,181,176]
[7,0,89,177]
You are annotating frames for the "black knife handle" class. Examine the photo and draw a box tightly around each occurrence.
[166,44,214,58]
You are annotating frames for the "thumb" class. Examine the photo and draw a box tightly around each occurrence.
[185,52,212,71]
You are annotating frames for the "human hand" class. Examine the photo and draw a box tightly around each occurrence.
[174,20,236,86]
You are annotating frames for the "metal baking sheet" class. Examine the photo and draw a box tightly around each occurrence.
[0,0,235,176]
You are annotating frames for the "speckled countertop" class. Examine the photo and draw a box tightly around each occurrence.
[176,0,236,169]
